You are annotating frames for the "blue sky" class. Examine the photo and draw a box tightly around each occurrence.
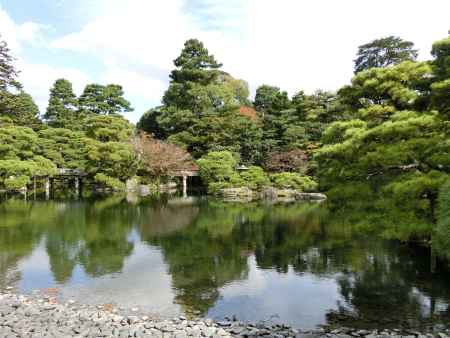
[1,0,449,123]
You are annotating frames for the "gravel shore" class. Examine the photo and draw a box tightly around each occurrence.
[0,292,449,338]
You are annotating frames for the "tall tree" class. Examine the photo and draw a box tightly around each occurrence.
[170,38,222,84]
[0,90,41,128]
[0,36,40,128]
[430,36,450,117]
[0,35,20,91]
[354,36,418,73]
[317,55,449,222]
[44,79,79,129]
[254,85,290,115]
[163,38,223,113]
[139,39,260,162]
[78,84,133,115]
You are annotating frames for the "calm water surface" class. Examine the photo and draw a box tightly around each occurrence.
[0,195,449,329]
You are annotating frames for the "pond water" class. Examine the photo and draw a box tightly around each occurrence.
[0,195,449,329]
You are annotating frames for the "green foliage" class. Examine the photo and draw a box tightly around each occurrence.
[431,36,450,80]
[197,151,242,193]
[138,39,261,162]
[0,126,39,160]
[434,181,450,258]
[342,61,433,110]
[0,36,40,128]
[430,36,450,117]
[4,175,29,190]
[0,35,20,91]
[0,157,57,189]
[78,84,133,115]
[270,172,318,191]
[437,181,450,227]
[163,39,222,112]
[317,36,450,234]
[254,85,291,114]
[0,45,137,191]
[44,79,80,129]
[94,173,126,191]
[198,151,318,194]
[84,115,134,142]
[258,89,345,158]
[37,128,93,169]
[240,166,270,190]
[86,141,137,182]
[0,90,41,128]
[354,36,418,73]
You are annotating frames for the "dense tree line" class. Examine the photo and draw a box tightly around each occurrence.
[0,34,137,191]
[1,31,449,235]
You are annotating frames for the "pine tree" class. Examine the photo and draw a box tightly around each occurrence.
[44,78,79,129]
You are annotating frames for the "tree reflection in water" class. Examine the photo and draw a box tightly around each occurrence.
[0,196,449,328]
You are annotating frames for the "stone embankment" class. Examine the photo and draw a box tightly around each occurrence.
[220,187,327,202]
[1,292,449,338]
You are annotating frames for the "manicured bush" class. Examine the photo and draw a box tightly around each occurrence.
[270,172,318,192]
[197,151,244,193]
[94,173,126,191]
[240,166,270,190]
[4,175,30,190]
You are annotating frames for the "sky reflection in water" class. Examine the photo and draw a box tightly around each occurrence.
[0,195,449,329]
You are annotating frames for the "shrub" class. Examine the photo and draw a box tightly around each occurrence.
[240,166,270,190]
[270,172,318,192]
[197,151,243,193]
[4,175,30,190]
[94,173,126,191]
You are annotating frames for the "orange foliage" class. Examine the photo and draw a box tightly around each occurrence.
[135,132,197,177]
[239,106,259,122]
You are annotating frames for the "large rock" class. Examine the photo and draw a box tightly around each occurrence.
[125,178,139,192]
[220,187,254,199]
[295,192,327,201]
[262,187,327,201]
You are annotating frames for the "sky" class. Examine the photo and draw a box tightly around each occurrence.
[0,0,449,123]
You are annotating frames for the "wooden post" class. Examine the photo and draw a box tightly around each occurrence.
[45,177,50,200]
[33,176,36,200]
[182,175,187,198]
[431,248,436,274]
[75,177,80,198]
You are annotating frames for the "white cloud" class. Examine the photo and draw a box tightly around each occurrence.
[0,6,91,114]
[102,68,166,102]
[51,0,450,102]
[0,6,47,53]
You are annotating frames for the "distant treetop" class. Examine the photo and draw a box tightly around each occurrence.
[354,36,418,73]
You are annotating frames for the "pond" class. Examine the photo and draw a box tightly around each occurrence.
[0,195,449,330]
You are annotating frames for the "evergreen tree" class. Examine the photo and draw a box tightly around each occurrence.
[430,36,450,117]
[0,35,20,91]
[78,84,133,115]
[0,36,40,128]
[0,90,41,128]
[354,36,418,73]
[44,79,79,129]
[317,50,449,221]
[140,39,260,162]
[163,38,223,113]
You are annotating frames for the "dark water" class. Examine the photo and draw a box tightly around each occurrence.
[0,195,450,329]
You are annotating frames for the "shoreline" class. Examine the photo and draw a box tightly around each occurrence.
[1,292,449,338]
